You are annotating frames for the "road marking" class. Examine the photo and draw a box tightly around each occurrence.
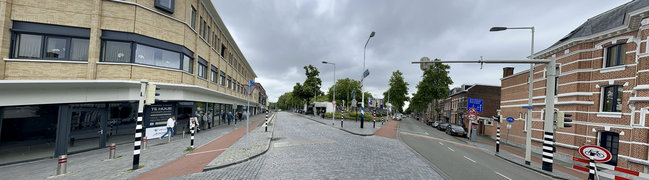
[186,148,227,156]
[494,171,512,180]
[399,131,480,150]
[438,142,444,145]
[447,147,455,152]
[425,132,429,135]
[463,156,476,163]
[273,139,336,148]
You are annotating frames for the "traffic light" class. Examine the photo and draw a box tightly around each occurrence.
[145,83,160,105]
[556,111,573,129]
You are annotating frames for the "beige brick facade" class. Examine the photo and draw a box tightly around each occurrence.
[0,0,263,104]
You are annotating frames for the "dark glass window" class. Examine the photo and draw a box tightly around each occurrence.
[190,6,196,29]
[70,38,89,60]
[207,26,210,43]
[182,55,193,74]
[199,17,203,37]
[154,0,175,14]
[599,132,619,166]
[14,34,43,59]
[221,44,226,57]
[220,71,226,86]
[210,67,218,83]
[602,85,623,112]
[45,37,67,59]
[227,76,232,88]
[197,63,207,79]
[102,41,132,63]
[134,44,181,69]
[605,44,625,67]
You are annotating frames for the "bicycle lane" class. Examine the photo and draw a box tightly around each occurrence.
[133,115,266,180]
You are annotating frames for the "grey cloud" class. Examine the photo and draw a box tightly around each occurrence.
[212,0,625,102]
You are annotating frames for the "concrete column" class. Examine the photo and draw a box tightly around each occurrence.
[0,0,14,80]
[55,105,71,156]
[87,0,103,79]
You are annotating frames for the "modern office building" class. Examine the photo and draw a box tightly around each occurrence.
[0,0,265,165]
[496,0,649,172]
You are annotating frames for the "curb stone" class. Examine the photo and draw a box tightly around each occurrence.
[298,113,375,136]
[202,113,277,171]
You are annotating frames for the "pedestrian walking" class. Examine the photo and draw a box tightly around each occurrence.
[205,112,212,129]
[227,112,233,125]
[160,116,175,139]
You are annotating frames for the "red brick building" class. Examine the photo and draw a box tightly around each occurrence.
[493,0,649,172]
[433,84,500,135]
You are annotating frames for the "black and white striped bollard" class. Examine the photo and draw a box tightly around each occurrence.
[341,113,344,127]
[190,124,195,148]
[588,158,596,180]
[132,81,146,170]
[542,131,554,171]
[496,122,500,153]
[265,112,269,132]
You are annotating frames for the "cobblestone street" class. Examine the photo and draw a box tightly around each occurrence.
[177,112,443,179]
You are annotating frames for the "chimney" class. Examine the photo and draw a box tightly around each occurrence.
[503,67,514,78]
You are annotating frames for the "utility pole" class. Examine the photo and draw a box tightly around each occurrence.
[413,57,557,172]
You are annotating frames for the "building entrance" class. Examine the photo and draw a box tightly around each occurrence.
[68,104,107,153]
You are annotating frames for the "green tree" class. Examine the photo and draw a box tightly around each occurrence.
[383,70,409,113]
[326,78,362,106]
[293,65,323,103]
[410,59,453,112]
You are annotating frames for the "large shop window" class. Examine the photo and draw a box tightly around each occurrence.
[135,44,181,69]
[605,44,625,67]
[11,21,90,61]
[602,85,623,112]
[100,31,194,71]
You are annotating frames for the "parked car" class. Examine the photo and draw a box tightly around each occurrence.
[437,123,449,131]
[394,114,403,121]
[431,121,440,128]
[426,120,433,125]
[446,124,466,136]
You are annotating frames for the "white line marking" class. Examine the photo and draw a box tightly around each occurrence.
[494,171,512,180]
[186,148,227,156]
[425,132,429,135]
[438,142,444,145]
[447,147,455,152]
[463,156,476,163]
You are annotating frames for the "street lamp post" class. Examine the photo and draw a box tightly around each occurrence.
[490,26,534,166]
[322,61,336,125]
[361,31,376,129]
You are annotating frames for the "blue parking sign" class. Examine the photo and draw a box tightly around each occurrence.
[467,98,483,112]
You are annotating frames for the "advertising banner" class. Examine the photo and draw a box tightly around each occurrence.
[148,103,174,127]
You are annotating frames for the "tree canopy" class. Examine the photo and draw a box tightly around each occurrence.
[383,70,409,112]
[292,65,323,103]
[409,59,453,112]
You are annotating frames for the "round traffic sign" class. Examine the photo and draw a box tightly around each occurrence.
[467,114,478,121]
[578,145,612,162]
[506,117,515,123]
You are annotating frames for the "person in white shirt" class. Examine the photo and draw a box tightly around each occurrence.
[160,116,175,139]
[190,116,200,132]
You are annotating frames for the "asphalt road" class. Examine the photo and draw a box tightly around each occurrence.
[398,117,553,180]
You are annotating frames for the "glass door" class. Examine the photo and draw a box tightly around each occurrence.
[68,107,105,153]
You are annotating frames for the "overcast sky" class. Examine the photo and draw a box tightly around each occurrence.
[212,0,627,105]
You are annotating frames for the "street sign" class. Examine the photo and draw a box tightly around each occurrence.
[467,98,483,112]
[249,80,255,85]
[506,117,515,123]
[506,124,511,129]
[578,145,612,162]
[521,106,534,109]
[363,69,370,78]
[468,107,477,114]
[467,114,478,121]
[351,99,357,107]
[332,100,336,104]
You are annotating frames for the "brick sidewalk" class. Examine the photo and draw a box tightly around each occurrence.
[375,120,398,139]
[472,136,588,179]
[134,115,267,180]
